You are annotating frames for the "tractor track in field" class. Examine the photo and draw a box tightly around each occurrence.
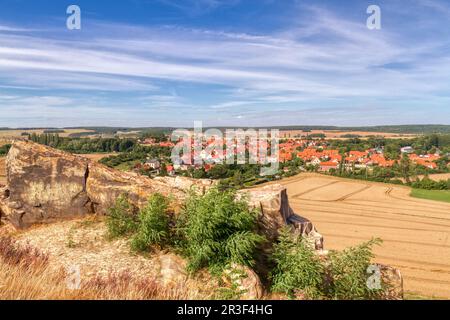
[269,173,450,298]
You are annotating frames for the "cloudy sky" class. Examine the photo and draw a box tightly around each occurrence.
[0,0,450,127]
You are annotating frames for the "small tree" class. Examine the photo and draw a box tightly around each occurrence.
[106,195,138,238]
[131,193,171,252]
[270,227,324,299]
[325,238,383,300]
[176,187,265,274]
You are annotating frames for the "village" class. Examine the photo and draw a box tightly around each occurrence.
[138,135,449,177]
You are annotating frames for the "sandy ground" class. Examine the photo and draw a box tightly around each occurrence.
[280,130,418,140]
[268,173,450,299]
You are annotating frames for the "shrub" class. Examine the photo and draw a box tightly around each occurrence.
[176,187,265,274]
[270,229,384,300]
[325,238,384,300]
[106,195,138,238]
[0,144,11,156]
[131,193,171,252]
[270,227,324,299]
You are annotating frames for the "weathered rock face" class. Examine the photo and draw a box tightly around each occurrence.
[223,263,264,300]
[242,185,323,250]
[378,264,404,300]
[3,142,92,227]
[0,141,213,227]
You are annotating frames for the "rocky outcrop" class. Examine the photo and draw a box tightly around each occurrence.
[0,141,213,227]
[0,141,323,251]
[378,264,404,300]
[223,263,264,300]
[242,185,323,250]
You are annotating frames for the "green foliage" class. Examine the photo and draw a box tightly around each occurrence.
[131,193,171,252]
[30,133,137,153]
[106,195,139,239]
[270,228,324,299]
[270,229,384,300]
[0,144,11,156]
[176,187,265,273]
[215,267,249,300]
[410,188,450,203]
[411,178,450,190]
[99,145,171,169]
[326,238,383,300]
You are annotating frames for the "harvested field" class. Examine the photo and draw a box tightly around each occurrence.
[266,173,450,299]
[280,130,417,140]
[0,129,94,139]
[78,153,117,162]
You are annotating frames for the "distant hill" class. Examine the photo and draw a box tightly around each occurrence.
[1,125,450,135]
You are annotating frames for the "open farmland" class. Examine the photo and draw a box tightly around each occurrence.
[0,129,95,139]
[78,153,117,162]
[280,129,418,140]
[267,173,450,299]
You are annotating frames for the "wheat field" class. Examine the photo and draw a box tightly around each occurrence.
[269,173,450,299]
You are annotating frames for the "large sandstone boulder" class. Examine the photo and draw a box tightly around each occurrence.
[3,141,92,227]
[242,185,323,250]
[154,253,188,288]
[0,141,212,227]
[378,264,404,300]
[222,263,264,300]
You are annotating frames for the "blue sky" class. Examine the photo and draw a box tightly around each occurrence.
[0,0,450,127]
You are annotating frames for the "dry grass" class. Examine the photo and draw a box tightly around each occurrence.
[0,259,200,300]
[266,173,450,299]
[0,219,216,300]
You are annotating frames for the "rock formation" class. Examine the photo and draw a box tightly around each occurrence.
[0,140,322,251]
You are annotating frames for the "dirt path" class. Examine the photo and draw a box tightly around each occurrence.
[268,173,450,299]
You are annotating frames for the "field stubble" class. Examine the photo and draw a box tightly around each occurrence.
[267,173,450,299]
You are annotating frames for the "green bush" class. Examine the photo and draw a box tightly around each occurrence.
[411,178,449,190]
[131,193,171,252]
[106,195,138,238]
[270,227,324,299]
[0,144,11,156]
[176,187,265,273]
[326,238,383,300]
[270,229,384,300]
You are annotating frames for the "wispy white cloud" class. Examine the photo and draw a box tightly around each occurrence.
[0,2,449,126]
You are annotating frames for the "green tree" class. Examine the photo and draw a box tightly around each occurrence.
[106,195,138,238]
[270,227,324,299]
[399,153,413,184]
[176,187,265,273]
[131,193,171,252]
